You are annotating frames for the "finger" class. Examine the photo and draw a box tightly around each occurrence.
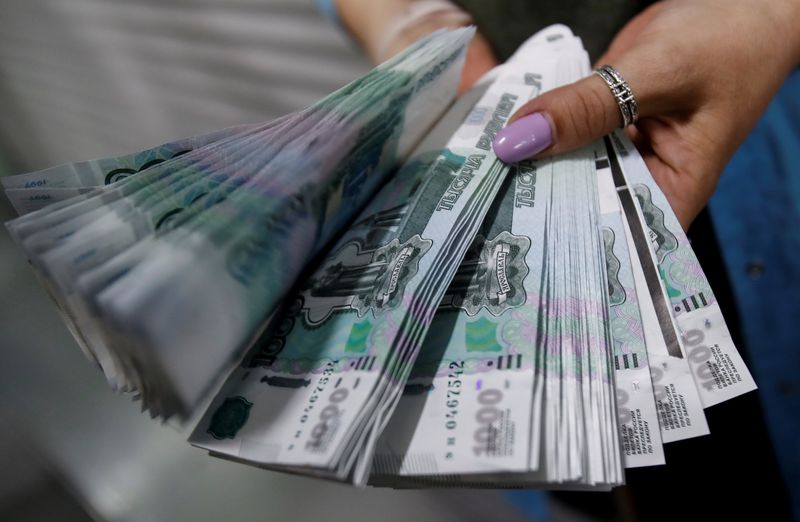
[492,72,626,162]
[492,42,683,164]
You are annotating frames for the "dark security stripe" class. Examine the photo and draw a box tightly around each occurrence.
[604,137,683,359]
[608,144,627,188]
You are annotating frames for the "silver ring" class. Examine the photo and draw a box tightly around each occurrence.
[594,65,639,127]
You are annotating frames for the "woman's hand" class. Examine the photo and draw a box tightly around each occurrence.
[493,0,800,229]
[454,31,498,95]
[335,0,498,94]
[380,23,497,95]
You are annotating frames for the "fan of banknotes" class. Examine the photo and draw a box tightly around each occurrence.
[3,25,756,490]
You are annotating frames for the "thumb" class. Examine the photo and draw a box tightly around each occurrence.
[492,73,624,162]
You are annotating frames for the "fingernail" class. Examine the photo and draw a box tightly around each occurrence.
[492,113,553,163]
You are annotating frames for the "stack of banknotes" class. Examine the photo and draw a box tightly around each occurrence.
[3,25,757,490]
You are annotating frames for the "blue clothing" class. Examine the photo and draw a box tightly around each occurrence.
[709,68,800,521]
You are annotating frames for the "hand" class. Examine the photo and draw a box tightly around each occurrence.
[493,0,800,229]
[335,0,497,95]
[456,31,499,95]
[373,19,498,95]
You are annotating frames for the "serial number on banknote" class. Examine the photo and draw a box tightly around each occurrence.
[304,362,348,453]
[298,362,336,426]
[444,361,464,432]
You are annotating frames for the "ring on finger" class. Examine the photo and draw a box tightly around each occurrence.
[594,64,639,128]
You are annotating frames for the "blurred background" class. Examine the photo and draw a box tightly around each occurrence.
[0,1,797,521]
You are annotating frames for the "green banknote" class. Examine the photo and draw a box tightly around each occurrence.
[189,48,545,483]
[373,35,623,487]
[602,137,709,443]
[594,143,664,467]
[608,132,756,408]
[6,28,476,419]
[2,123,260,213]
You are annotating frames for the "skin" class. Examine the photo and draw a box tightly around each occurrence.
[335,0,498,94]
[337,0,800,229]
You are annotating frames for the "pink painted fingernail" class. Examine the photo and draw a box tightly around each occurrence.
[492,113,553,163]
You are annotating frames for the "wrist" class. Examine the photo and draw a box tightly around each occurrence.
[374,0,473,62]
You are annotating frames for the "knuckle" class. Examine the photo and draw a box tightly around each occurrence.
[589,86,615,132]
[560,85,606,141]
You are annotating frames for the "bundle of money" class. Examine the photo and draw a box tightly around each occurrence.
[3,27,475,419]
[3,25,757,490]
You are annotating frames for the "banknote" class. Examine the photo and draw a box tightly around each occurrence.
[601,137,709,443]
[1,123,263,213]
[594,143,665,467]
[607,132,756,408]
[6,28,477,419]
[2,23,758,490]
[371,145,624,488]
[370,29,622,487]
[190,40,548,483]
